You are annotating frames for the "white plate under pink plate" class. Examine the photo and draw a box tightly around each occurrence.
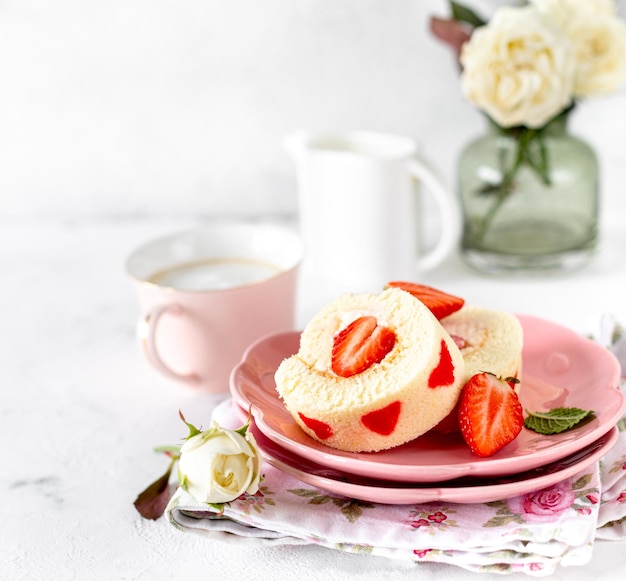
[232,403,617,504]
[230,314,625,483]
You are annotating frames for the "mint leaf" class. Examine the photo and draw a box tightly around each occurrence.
[524,407,594,435]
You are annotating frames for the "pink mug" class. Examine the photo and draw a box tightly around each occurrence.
[126,222,303,392]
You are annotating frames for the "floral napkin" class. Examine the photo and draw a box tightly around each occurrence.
[165,319,626,577]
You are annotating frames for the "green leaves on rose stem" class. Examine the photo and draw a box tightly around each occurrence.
[449,1,486,28]
[524,407,594,435]
[179,409,202,440]
[134,444,182,520]
[235,406,253,437]
[133,457,177,520]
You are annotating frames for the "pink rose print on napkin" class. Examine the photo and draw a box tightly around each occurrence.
[507,481,576,523]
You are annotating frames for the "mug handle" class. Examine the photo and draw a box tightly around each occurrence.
[407,158,460,271]
[137,303,200,385]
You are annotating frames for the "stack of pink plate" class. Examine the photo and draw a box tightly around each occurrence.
[229,315,625,504]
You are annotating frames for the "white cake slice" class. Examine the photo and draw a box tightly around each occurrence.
[441,305,523,383]
[275,287,466,452]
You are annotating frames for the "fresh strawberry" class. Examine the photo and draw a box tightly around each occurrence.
[386,281,464,319]
[458,372,523,457]
[331,316,396,378]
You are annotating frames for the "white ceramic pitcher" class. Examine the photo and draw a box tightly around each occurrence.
[285,131,459,298]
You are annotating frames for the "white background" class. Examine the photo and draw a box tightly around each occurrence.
[1,0,622,224]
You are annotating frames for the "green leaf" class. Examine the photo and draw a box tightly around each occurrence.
[483,514,524,528]
[154,445,181,460]
[341,502,365,524]
[524,407,594,435]
[207,502,226,513]
[309,495,332,505]
[178,410,202,440]
[449,1,486,27]
[572,474,593,491]
[287,488,321,498]
[133,458,176,520]
[235,407,253,437]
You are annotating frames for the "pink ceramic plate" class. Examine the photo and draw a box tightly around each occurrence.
[233,405,617,504]
[230,315,625,483]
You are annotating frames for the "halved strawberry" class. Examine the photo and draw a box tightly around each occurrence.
[331,316,396,378]
[386,281,464,319]
[458,372,524,457]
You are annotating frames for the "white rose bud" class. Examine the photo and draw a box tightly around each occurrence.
[460,5,575,128]
[178,421,262,505]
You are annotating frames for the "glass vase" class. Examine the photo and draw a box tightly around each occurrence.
[457,114,599,274]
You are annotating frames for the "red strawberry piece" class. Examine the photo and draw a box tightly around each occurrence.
[428,339,456,388]
[331,316,396,378]
[361,401,401,435]
[298,412,333,440]
[458,372,524,457]
[386,281,464,319]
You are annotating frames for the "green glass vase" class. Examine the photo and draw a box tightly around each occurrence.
[457,114,599,274]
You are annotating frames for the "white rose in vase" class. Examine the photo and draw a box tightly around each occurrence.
[568,14,626,96]
[178,420,262,505]
[531,0,626,97]
[460,5,575,128]
[428,0,626,270]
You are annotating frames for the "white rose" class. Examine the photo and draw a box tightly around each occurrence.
[178,421,262,504]
[460,5,575,128]
[565,15,626,97]
[531,0,626,97]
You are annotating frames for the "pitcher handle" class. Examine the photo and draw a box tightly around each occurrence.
[407,158,460,271]
[137,303,200,385]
